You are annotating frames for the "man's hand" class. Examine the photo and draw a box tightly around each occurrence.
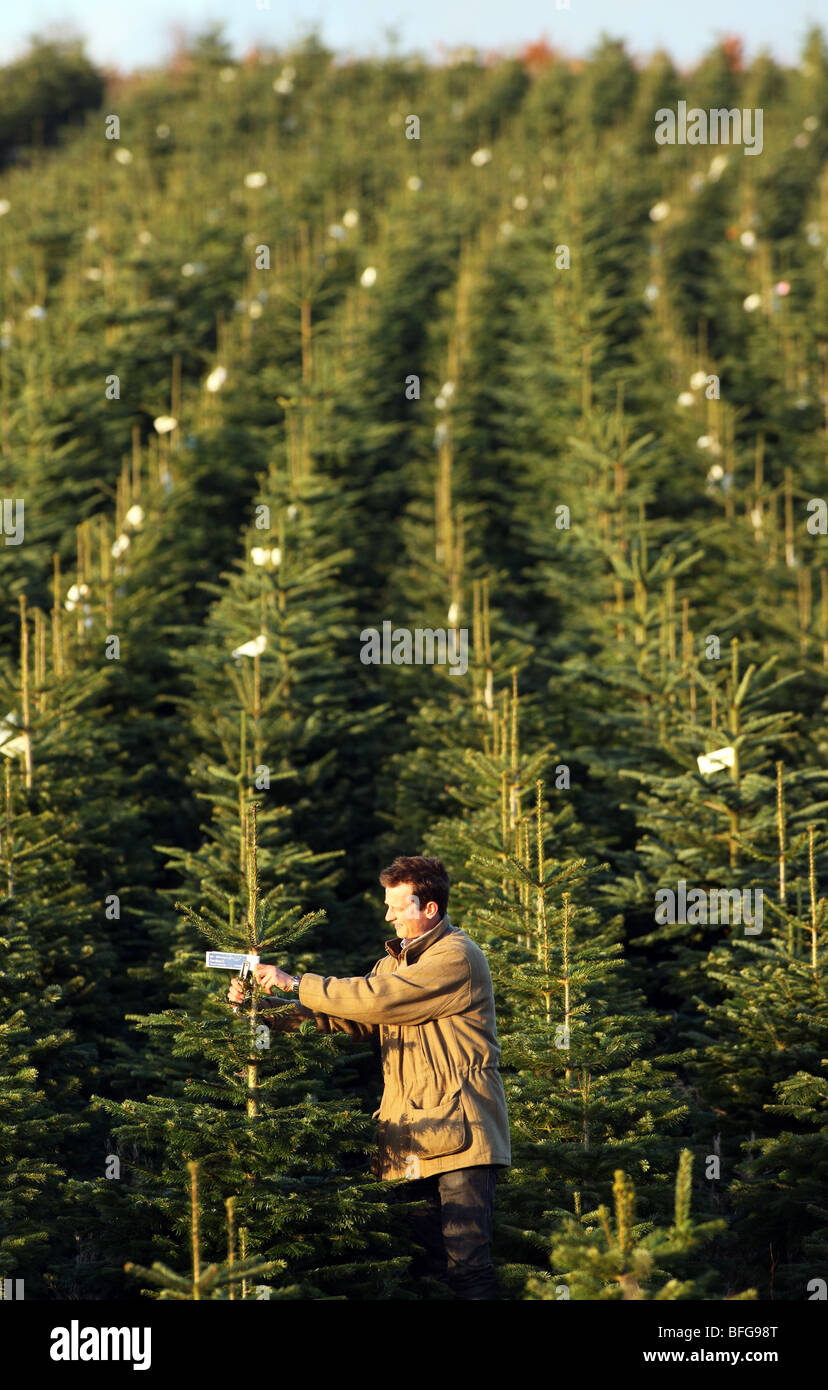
[227,977,246,1006]
[226,965,294,1008]
[254,963,296,994]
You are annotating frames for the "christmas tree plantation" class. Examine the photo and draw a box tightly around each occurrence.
[1,22,827,1303]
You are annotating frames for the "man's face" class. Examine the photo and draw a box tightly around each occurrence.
[384,882,438,939]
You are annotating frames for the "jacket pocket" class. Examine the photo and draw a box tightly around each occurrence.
[404,1085,468,1159]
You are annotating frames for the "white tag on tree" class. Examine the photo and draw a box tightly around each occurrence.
[697,746,735,775]
[205,952,260,970]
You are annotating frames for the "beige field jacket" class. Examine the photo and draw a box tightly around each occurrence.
[264,914,511,1181]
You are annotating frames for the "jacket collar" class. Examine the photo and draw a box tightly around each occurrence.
[385,913,454,965]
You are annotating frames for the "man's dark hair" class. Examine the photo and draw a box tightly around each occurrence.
[379,855,451,918]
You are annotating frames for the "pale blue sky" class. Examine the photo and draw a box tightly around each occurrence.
[1,0,823,71]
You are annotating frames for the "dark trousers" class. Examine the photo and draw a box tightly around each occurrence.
[405,1164,500,1299]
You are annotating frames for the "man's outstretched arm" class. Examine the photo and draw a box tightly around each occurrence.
[297,952,471,1026]
[228,970,376,1039]
[260,1000,377,1040]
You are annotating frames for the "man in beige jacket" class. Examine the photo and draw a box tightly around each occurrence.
[227,854,510,1299]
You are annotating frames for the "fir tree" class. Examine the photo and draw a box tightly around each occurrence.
[526,1150,749,1300]
[124,1161,281,1300]
[90,801,412,1300]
